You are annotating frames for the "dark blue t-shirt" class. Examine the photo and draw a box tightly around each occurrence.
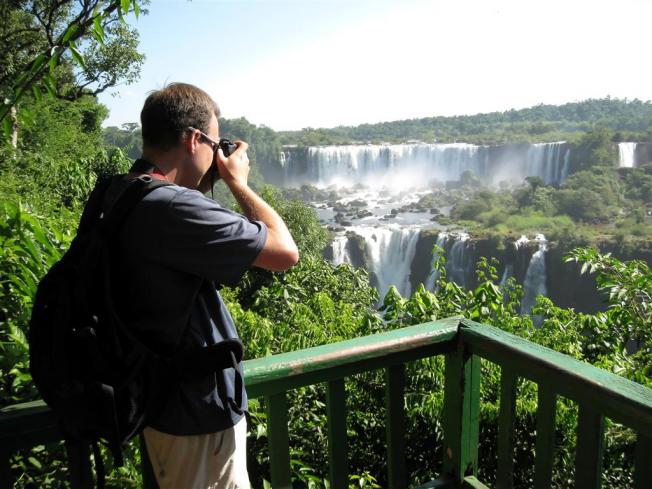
[103,178,267,435]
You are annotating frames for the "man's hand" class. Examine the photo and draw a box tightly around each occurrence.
[216,141,250,189]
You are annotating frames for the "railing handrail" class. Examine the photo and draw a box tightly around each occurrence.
[2,316,652,489]
[0,317,461,448]
[245,316,460,397]
[5,318,652,433]
[460,319,652,433]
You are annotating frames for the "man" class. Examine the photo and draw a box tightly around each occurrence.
[103,83,298,488]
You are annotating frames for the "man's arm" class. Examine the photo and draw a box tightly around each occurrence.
[216,142,299,272]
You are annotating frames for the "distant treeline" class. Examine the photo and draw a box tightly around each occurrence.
[103,98,652,179]
[277,97,652,146]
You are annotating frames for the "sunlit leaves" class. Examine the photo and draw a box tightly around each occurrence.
[1,0,147,124]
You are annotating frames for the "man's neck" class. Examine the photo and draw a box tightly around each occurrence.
[140,148,184,186]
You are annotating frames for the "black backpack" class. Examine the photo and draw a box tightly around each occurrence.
[28,175,245,487]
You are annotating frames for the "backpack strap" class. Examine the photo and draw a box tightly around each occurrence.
[97,175,248,416]
[78,177,114,234]
[98,175,173,239]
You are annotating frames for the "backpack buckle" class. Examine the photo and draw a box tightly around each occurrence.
[135,175,153,184]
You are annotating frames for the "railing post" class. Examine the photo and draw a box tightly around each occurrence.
[634,432,652,489]
[574,404,604,489]
[65,439,94,489]
[534,384,557,489]
[266,392,292,489]
[0,449,12,489]
[326,379,348,489]
[496,369,517,489]
[442,342,480,483]
[385,364,406,489]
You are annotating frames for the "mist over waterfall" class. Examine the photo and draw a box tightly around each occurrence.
[521,234,548,314]
[618,142,637,168]
[280,142,571,188]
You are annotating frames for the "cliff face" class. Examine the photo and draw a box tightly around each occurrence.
[409,232,652,313]
[410,230,439,290]
[635,143,652,165]
[545,246,604,312]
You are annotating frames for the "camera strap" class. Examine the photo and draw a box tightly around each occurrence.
[129,158,169,182]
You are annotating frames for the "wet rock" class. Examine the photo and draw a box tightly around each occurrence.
[327,225,346,232]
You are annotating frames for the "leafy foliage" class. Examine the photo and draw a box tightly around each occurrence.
[0,0,146,126]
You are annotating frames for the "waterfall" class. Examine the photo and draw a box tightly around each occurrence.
[560,148,571,182]
[501,235,528,286]
[330,226,421,299]
[425,232,449,291]
[331,235,351,266]
[525,143,567,185]
[500,264,513,286]
[618,142,637,168]
[521,234,548,314]
[283,142,572,188]
[446,233,472,288]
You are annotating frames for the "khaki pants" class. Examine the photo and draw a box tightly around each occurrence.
[143,418,250,489]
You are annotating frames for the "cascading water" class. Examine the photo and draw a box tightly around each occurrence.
[331,226,421,299]
[499,264,513,287]
[445,233,472,288]
[560,148,571,182]
[525,143,568,185]
[500,236,528,285]
[521,234,548,314]
[331,235,351,266]
[618,142,637,168]
[281,142,571,188]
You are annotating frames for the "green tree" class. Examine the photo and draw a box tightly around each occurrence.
[571,127,617,171]
[0,0,146,133]
[555,187,607,222]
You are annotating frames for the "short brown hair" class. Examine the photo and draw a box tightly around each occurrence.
[140,83,220,150]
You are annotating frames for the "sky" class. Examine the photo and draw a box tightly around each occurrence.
[99,0,652,131]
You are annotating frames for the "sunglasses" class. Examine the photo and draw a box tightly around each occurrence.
[188,126,237,157]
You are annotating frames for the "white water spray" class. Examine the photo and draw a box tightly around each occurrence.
[618,142,637,168]
[521,234,548,314]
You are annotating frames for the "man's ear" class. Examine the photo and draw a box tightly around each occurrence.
[185,129,200,153]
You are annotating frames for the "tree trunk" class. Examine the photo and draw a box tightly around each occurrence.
[10,105,18,149]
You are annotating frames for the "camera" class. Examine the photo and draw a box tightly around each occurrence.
[219,138,238,157]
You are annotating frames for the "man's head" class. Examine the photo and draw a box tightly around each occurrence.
[140,83,220,151]
[139,83,221,189]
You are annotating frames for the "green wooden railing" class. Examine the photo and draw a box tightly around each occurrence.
[1,317,651,488]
